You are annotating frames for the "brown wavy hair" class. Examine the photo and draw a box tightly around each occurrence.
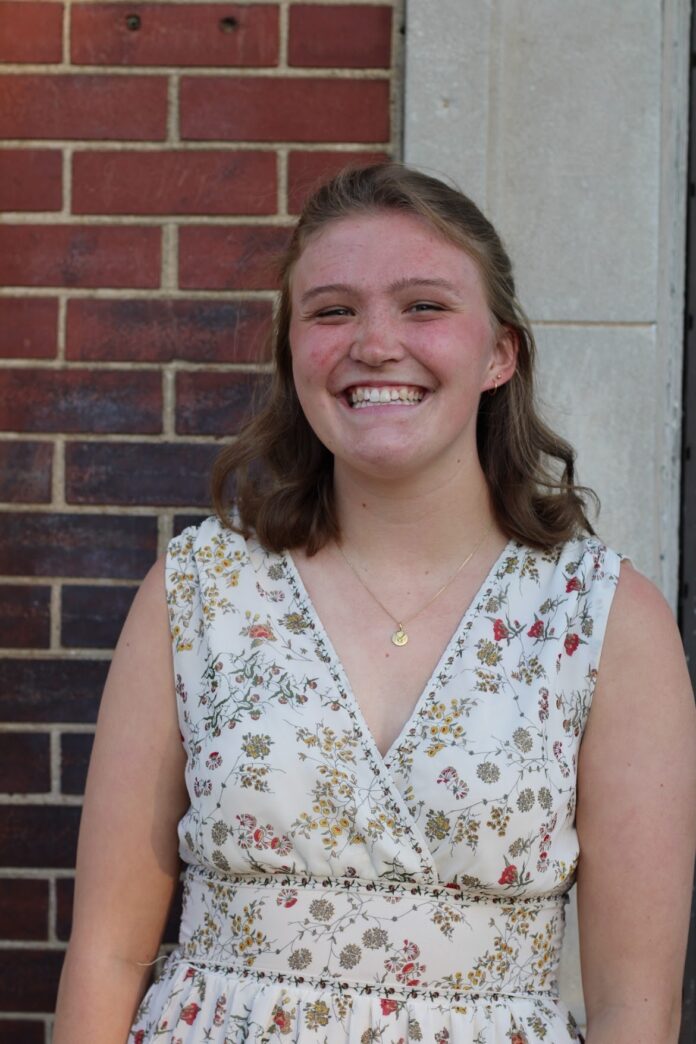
[212,163,597,554]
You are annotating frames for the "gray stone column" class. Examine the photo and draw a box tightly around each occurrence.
[404,0,690,1021]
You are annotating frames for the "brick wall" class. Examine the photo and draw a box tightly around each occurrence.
[0,2,401,1036]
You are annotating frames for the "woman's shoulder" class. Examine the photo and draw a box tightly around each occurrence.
[167,513,257,566]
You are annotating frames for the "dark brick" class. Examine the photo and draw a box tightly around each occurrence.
[0,2,63,63]
[176,371,260,436]
[71,3,279,67]
[61,584,136,649]
[0,948,64,1012]
[0,805,81,869]
[0,442,52,502]
[289,5,392,68]
[0,512,157,579]
[0,733,50,793]
[0,369,162,434]
[0,74,167,141]
[287,149,389,213]
[0,1019,45,1043]
[73,150,277,215]
[66,297,272,364]
[60,732,94,795]
[178,225,290,291]
[55,876,73,941]
[0,149,62,211]
[0,879,49,941]
[0,659,107,724]
[180,76,390,143]
[0,298,58,360]
[0,225,161,289]
[65,441,218,507]
[0,585,50,648]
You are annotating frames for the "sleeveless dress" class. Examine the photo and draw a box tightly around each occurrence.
[129,515,621,1044]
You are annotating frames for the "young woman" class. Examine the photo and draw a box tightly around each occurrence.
[54,164,696,1043]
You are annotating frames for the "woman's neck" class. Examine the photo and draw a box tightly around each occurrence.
[332,458,502,571]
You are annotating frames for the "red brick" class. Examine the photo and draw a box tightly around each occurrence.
[180,76,390,143]
[0,658,108,723]
[179,225,290,290]
[0,948,64,1011]
[60,732,94,795]
[0,2,63,63]
[0,225,161,289]
[0,734,50,793]
[0,369,162,434]
[0,74,167,140]
[66,441,218,507]
[66,297,272,363]
[72,149,277,216]
[0,299,57,360]
[0,585,51,648]
[0,150,62,212]
[61,584,135,649]
[176,371,259,436]
[0,1019,45,1043]
[0,805,80,868]
[0,879,48,941]
[0,442,53,502]
[289,4,392,68]
[71,3,278,67]
[287,149,389,212]
[0,512,157,580]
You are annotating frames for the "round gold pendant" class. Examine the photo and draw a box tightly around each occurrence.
[391,627,408,647]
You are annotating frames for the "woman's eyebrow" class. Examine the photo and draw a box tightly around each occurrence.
[387,276,460,294]
[299,283,356,306]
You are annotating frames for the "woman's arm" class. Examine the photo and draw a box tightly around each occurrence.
[576,562,696,1043]
[53,557,189,1044]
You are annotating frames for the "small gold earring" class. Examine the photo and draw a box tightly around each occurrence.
[490,372,502,396]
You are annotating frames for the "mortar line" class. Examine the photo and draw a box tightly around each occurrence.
[278,0,289,69]
[49,582,62,651]
[49,730,61,797]
[56,296,67,361]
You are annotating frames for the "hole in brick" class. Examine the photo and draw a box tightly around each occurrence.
[125,13,141,31]
[219,16,239,32]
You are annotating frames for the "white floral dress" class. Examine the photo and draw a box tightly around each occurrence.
[129,516,621,1044]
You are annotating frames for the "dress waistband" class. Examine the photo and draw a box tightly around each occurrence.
[178,866,566,1000]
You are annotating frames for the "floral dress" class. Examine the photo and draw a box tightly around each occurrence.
[129,516,621,1043]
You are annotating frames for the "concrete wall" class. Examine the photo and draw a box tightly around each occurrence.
[404,0,690,1022]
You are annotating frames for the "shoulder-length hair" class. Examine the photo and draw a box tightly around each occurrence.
[212,163,597,554]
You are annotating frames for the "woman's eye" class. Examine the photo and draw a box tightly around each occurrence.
[315,307,352,318]
[408,302,444,313]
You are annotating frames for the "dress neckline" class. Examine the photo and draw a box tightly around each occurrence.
[282,538,516,766]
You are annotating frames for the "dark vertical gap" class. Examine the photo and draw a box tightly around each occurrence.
[679,7,696,1042]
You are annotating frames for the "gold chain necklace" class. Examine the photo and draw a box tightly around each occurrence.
[337,528,490,647]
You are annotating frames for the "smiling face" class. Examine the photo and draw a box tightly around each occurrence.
[288,210,517,485]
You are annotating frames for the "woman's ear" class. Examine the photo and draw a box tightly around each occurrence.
[484,326,518,391]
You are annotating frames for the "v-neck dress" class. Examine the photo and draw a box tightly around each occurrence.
[129,515,621,1043]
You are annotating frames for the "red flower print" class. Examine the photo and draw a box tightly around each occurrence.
[133,1033,145,1044]
[180,1003,200,1025]
[183,966,195,980]
[380,999,398,1016]
[493,618,508,641]
[248,623,275,640]
[564,633,580,655]
[498,864,518,886]
[273,1008,292,1032]
[511,1035,528,1044]
[527,619,543,638]
[566,576,581,592]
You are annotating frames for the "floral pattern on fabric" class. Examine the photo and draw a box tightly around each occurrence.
[130,517,620,1042]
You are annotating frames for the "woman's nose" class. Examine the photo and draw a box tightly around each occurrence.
[349,314,405,365]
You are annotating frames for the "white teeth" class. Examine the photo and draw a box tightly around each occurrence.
[346,385,426,408]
